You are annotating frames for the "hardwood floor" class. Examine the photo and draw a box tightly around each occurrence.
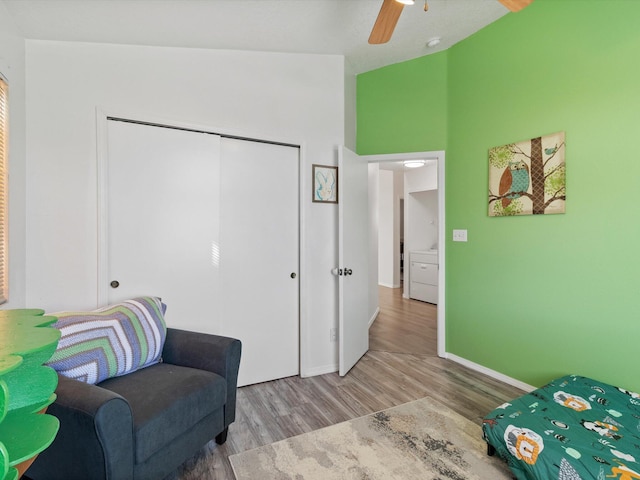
[175,286,525,480]
[370,285,437,355]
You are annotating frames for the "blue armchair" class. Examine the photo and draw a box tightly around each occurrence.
[26,328,241,480]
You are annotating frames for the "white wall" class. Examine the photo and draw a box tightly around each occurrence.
[0,4,26,308]
[377,169,394,288]
[377,169,404,289]
[405,161,437,193]
[25,40,345,376]
[407,190,438,250]
[344,59,357,151]
[393,170,404,287]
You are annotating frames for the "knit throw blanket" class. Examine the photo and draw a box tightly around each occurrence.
[47,297,167,384]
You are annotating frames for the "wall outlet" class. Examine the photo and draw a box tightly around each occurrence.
[453,229,468,242]
[330,328,338,342]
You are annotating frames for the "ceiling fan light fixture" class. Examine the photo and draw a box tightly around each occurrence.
[404,160,426,169]
[395,0,415,5]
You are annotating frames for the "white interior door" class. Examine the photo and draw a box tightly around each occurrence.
[338,147,370,376]
[219,138,299,386]
[105,121,221,331]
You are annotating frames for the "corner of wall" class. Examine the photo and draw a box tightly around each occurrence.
[344,57,357,151]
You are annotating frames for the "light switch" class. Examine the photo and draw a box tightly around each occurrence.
[453,229,468,242]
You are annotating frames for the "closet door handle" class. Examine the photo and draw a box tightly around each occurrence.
[110,280,120,288]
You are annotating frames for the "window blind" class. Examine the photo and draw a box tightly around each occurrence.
[0,77,8,304]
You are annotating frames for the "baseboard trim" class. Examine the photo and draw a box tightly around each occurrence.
[378,282,401,289]
[301,363,337,378]
[444,353,536,393]
[301,307,379,379]
[368,307,380,328]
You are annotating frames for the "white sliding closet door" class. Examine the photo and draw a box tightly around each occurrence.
[104,120,222,332]
[220,138,299,386]
[103,120,299,385]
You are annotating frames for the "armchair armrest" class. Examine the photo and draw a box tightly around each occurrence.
[27,375,134,480]
[162,328,241,426]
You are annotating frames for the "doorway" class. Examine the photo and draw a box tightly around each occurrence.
[367,152,445,357]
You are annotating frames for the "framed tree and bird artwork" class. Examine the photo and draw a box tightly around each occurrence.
[488,131,566,216]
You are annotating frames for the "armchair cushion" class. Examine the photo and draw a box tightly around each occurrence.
[99,362,227,464]
[46,297,167,384]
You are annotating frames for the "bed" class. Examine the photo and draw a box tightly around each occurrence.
[482,374,640,480]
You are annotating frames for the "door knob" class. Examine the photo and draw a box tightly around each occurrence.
[290,272,297,279]
[345,268,353,276]
[110,280,120,288]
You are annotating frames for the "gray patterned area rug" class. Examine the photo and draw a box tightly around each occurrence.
[229,396,513,479]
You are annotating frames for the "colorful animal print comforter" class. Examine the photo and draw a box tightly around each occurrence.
[482,375,640,480]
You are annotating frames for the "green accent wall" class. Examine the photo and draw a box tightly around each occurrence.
[357,51,448,154]
[357,0,640,392]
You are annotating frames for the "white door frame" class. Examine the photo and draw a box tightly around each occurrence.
[365,150,446,357]
[95,107,308,364]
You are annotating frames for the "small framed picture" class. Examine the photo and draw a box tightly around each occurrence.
[312,164,338,204]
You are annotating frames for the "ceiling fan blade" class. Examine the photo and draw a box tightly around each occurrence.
[497,0,534,12]
[369,0,405,45]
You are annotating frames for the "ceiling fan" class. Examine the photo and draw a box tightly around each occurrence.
[368,0,535,45]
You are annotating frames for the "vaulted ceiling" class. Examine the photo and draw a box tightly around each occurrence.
[2,0,509,73]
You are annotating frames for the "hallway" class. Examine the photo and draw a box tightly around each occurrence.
[370,286,437,356]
